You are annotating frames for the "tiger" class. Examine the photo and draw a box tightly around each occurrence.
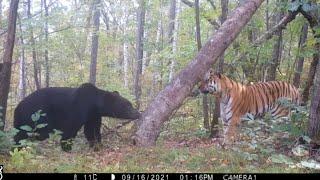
[199,69,301,144]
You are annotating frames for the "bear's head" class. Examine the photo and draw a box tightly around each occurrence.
[102,91,141,120]
[76,83,140,120]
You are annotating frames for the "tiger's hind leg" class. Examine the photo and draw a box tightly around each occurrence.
[270,104,290,119]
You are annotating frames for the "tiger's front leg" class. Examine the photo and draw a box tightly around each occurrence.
[222,115,241,145]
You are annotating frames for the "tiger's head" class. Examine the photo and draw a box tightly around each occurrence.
[199,68,224,95]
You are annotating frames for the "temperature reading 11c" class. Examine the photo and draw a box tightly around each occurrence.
[84,173,98,180]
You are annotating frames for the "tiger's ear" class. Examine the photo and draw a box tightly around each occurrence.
[215,72,222,79]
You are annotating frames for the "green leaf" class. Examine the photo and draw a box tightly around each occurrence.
[288,1,301,12]
[20,125,32,132]
[31,113,41,122]
[36,123,48,129]
[302,3,311,12]
[268,154,294,165]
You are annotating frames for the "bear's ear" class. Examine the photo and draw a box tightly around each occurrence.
[113,91,120,95]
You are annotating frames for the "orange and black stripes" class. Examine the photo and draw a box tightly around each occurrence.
[199,70,301,141]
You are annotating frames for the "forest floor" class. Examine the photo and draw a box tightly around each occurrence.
[1,103,320,173]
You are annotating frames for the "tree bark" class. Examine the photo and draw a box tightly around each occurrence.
[193,0,209,129]
[211,0,228,137]
[293,23,308,88]
[168,0,176,45]
[134,0,264,146]
[27,0,41,90]
[169,0,180,82]
[301,3,319,104]
[18,16,26,101]
[134,0,145,109]
[266,9,284,81]
[308,42,320,139]
[89,0,101,85]
[0,0,19,130]
[43,0,49,87]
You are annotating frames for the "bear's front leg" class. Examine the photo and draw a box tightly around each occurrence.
[84,120,96,148]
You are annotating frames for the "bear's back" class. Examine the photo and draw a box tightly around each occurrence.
[14,87,77,127]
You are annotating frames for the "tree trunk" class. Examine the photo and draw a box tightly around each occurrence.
[134,0,145,109]
[211,0,228,137]
[44,0,49,87]
[293,23,308,88]
[151,12,163,98]
[123,33,129,88]
[194,0,209,130]
[0,0,19,130]
[27,0,41,90]
[301,2,319,104]
[266,9,283,81]
[308,42,320,139]
[168,0,180,82]
[0,0,2,21]
[134,0,264,146]
[167,0,176,45]
[89,0,101,85]
[18,16,26,101]
[265,0,269,31]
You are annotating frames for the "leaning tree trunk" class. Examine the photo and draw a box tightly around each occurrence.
[89,0,101,85]
[293,23,308,88]
[134,0,264,146]
[211,0,228,137]
[0,0,19,130]
[134,0,145,109]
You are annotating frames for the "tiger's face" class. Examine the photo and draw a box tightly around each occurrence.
[199,69,222,95]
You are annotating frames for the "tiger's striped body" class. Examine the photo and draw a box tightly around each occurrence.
[199,69,301,143]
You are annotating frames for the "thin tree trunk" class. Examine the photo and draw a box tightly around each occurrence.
[151,13,163,98]
[18,16,26,101]
[134,0,264,146]
[211,0,228,137]
[266,9,283,81]
[123,8,129,88]
[301,4,319,104]
[89,0,101,85]
[134,0,145,109]
[194,0,209,129]
[0,0,2,21]
[265,0,269,31]
[168,0,180,82]
[27,0,41,90]
[44,0,49,87]
[293,23,308,88]
[0,0,19,130]
[308,42,320,139]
